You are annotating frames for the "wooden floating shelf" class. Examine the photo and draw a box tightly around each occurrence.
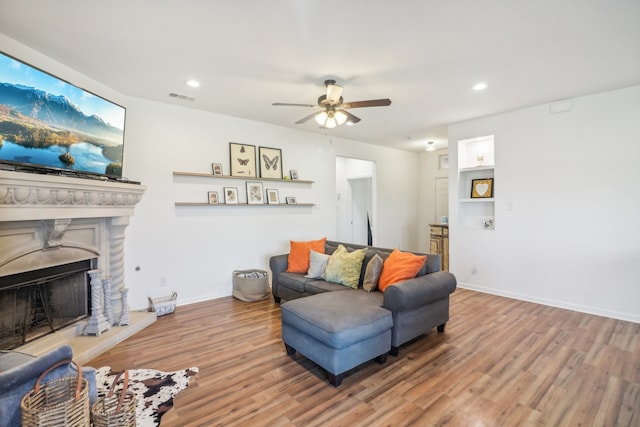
[173,171,314,184]
[175,202,315,207]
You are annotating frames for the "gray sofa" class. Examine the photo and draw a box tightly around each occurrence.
[270,240,457,355]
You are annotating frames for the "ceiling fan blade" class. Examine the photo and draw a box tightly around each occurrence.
[295,111,321,124]
[341,99,392,109]
[341,110,361,124]
[272,102,318,107]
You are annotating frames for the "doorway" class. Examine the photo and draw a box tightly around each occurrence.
[335,157,376,245]
[435,177,449,223]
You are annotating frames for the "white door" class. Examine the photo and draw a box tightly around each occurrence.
[349,177,372,245]
[435,177,449,222]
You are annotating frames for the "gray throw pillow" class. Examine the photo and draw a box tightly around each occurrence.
[305,249,331,279]
[363,254,384,292]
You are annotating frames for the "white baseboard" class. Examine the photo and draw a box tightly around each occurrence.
[457,282,640,324]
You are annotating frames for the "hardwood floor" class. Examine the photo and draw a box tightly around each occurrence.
[88,288,640,426]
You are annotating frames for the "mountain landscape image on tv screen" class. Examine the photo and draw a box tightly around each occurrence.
[0,52,126,177]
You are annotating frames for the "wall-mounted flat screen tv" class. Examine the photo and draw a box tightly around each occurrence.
[0,51,126,178]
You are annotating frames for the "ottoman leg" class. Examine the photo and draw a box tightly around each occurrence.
[327,372,345,387]
[284,343,296,356]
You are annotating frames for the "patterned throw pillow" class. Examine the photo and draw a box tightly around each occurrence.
[363,254,384,292]
[322,244,367,289]
[305,249,331,279]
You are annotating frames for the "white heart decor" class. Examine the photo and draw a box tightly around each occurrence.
[476,183,489,196]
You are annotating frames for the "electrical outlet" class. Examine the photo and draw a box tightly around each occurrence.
[471,264,477,274]
[160,277,168,287]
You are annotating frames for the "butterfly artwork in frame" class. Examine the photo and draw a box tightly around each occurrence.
[229,142,256,177]
[258,146,283,179]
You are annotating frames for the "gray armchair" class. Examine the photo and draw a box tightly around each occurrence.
[0,344,97,427]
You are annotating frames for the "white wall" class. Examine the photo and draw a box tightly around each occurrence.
[1,34,422,311]
[449,85,640,323]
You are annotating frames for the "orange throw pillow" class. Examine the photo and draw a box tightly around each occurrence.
[378,248,427,292]
[286,238,327,273]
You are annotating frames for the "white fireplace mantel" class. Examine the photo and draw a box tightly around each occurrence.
[0,169,146,221]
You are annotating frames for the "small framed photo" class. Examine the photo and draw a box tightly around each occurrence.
[259,146,283,179]
[285,196,297,205]
[211,163,223,176]
[246,182,264,204]
[290,170,299,180]
[223,187,239,204]
[207,191,219,204]
[266,188,280,205]
[229,142,256,177]
[471,178,494,198]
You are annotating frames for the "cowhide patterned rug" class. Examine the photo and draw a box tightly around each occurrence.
[95,366,199,427]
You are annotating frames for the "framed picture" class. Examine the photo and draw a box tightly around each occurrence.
[471,178,494,198]
[259,146,283,179]
[266,188,279,205]
[207,191,219,204]
[285,196,297,205]
[223,187,239,204]
[229,142,256,177]
[211,163,223,176]
[246,182,264,204]
[290,170,299,180]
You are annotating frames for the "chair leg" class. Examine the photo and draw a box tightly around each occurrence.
[437,323,446,333]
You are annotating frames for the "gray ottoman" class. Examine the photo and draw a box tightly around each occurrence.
[281,291,392,386]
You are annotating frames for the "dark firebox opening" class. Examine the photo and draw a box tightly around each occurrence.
[0,259,95,350]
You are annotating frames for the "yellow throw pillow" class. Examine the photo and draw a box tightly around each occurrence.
[378,248,427,292]
[322,244,367,289]
[286,238,327,273]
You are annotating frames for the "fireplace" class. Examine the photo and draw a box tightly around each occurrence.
[0,259,95,350]
[0,169,146,355]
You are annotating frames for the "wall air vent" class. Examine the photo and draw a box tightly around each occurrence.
[169,92,196,102]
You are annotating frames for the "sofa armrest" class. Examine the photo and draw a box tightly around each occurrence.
[383,271,457,312]
[269,254,289,291]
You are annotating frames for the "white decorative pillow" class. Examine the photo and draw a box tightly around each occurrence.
[305,249,331,279]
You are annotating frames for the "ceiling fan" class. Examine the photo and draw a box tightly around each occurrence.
[272,79,391,128]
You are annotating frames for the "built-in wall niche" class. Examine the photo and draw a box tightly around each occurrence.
[458,135,495,230]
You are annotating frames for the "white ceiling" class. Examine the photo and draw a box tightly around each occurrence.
[1,0,639,152]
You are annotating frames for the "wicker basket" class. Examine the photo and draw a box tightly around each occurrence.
[232,269,270,301]
[21,359,90,427]
[91,370,137,427]
[149,292,178,316]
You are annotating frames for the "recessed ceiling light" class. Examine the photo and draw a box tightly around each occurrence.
[472,82,488,91]
[186,79,200,88]
[425,141,436,151]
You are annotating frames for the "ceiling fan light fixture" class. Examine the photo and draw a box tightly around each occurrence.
[325,111,337,128]
[334,110,348,125]
[326,83,343,104]
[315,111,328,126]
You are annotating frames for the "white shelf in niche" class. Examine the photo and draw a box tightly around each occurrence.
[459,165,494,173]
[459,198,495,203]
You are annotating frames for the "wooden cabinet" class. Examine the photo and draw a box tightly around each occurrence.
[429,224,449,271]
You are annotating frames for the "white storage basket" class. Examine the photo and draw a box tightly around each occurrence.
[149,292,177,316]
